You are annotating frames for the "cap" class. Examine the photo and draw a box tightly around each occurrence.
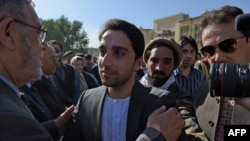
[144,37,182,68]
[85,54,92,60]
[63,50,73,57]
[75,52,84,57]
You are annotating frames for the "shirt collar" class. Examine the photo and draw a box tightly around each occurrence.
[0,75,21,97]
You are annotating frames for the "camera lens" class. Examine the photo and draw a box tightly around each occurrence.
[210,63,250,97]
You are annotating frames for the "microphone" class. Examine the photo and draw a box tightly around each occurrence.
[235,13,250,32]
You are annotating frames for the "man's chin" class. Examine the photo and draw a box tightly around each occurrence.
[30,69,43,82]
[182,63,192,67]
[151,78,166,87]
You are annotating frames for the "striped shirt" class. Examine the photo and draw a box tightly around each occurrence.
[173,68,205,98]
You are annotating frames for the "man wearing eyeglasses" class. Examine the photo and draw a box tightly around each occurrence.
[195,5,250,141]
[0,0,53,140]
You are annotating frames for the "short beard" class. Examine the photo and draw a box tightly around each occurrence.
[20,32,42,83]
[148,75,169,87]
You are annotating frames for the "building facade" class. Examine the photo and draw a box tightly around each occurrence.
[140,12,204,49]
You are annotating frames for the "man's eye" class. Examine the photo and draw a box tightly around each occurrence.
[150,58,158,63]
[164,60,171,64]
[99,49,106,56]
[115,50,124,56]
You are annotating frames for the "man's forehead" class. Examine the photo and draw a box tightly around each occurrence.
[182,44,195,50]
[101,30,130,43]
[100,31,132,50]
[26,4,40,24]
[202,22,238,42]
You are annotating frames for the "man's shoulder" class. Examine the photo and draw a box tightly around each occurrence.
[63,63,78,76]
[149,86,172,96]
[168,82,187,93]
[83,85,106,96]
[135,81,172,97]
[64,63,75,70]
[192,67,204,75]
[147,86,177,109]
[77,86,106,111]
[0,79,11,91]
[0,80,31,115]
[0,80,19,100]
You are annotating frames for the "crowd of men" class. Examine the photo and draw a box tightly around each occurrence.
[0,1,250,141]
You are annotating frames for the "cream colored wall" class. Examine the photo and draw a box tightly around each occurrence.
[140,14,203,49]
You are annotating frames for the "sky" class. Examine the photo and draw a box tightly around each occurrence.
[33,0,250,48]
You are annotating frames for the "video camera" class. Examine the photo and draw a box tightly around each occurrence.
[236,13,250,36]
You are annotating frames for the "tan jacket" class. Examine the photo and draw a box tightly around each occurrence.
[195,80,250,141]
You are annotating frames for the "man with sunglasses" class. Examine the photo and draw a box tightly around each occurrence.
[195,5,250,141]
[0,0,53,140]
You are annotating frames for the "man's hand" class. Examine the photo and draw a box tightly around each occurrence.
[147,106,185,141]
[55,105,75,134]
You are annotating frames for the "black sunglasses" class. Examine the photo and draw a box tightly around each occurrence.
[201,36,244,57]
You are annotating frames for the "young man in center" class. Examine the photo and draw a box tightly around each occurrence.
[63,19,186,141]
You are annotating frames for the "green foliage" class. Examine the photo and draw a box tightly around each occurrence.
[41,15,89,53]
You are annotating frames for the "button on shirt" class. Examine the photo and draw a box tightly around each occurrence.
[102,95,130,141]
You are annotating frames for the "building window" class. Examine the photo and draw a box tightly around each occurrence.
[194,23,200,31]
[181,25,189,36]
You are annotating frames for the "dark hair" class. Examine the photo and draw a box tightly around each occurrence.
[98,19,145,60]
[200,5,244,36]
[47,40,63,52]
[0,0,32,21]
[179,36,198,58]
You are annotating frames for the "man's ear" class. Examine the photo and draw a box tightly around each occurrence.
[0,17,18,50]
[135,57,143,71]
